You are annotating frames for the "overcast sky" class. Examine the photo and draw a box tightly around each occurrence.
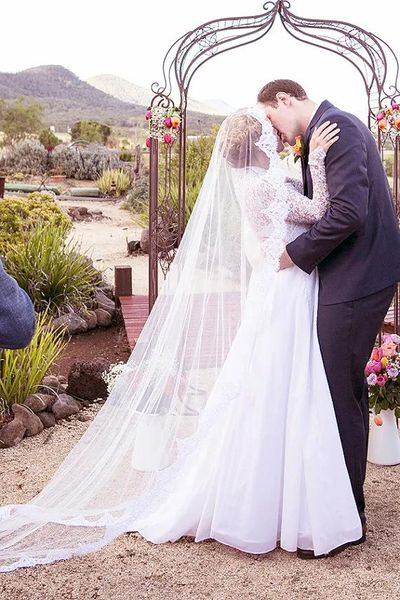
[1,0,399,122]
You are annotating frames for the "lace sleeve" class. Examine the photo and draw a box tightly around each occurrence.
[284,147,330,225]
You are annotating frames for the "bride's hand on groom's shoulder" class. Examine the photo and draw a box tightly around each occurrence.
[310,121,341,154]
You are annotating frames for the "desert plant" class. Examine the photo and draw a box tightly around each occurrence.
[0,192,71,256]
[384,154,394,178]
[0,138,48,175]
[124,175,149,215]
[4,222,102,314]
[0,310,67,407]
[39,128,62,151]
[0,97,44,143]
[71,120,111,144]
[51,143,121,180]
[97,168,131,196]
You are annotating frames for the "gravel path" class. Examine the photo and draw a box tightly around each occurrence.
[1,408,400,600]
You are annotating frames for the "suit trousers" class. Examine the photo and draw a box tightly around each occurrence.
[316,283,397,525]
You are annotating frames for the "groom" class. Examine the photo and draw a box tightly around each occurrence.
[258,80,400,558]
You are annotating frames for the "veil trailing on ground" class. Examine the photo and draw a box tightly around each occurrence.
[0,105,290,571]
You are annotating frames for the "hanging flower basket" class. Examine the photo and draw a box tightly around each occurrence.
[375,99,400,134]
[145,106,181,149]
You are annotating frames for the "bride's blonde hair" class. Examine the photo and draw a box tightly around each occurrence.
[221,113,262,167]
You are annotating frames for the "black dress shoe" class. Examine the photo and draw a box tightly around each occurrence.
[297,523,367,560]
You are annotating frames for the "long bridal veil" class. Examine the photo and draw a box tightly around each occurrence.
[0,106,289,572]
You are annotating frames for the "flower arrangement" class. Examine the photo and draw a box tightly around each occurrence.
[376,99,400,134]
[365,333,400,422]
[293,135,303,162]
[102,361,129,394]
[145,106,181,149]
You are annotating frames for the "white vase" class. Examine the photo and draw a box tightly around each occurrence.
[367,409,400,466]
[131,412,176,472]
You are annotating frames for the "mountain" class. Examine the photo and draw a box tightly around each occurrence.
[86,74,235,116]
[0,65,223,133]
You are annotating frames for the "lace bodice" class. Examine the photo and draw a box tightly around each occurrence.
[231,147,330,269]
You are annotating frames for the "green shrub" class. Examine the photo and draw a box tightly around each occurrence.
[4,222,102,314]
[97,168,131,196]
[0,192,72,256]
[0,310,67,407]
[384,154,394,178]
[133,124,219,227]
[124,175,149,215]
[120,150,134,162]
[71,120,111,145]
[39,128,62,151]
[0,138,48,174]
[51,143,121,180]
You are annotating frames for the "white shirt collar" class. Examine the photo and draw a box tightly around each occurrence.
[307,102,321,128]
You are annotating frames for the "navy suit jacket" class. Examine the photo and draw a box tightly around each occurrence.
[286,100,400,304]
[0,259,36,349]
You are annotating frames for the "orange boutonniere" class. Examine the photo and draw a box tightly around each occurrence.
[293,135,303,163]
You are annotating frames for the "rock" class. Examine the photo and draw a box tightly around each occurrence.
[94,290,115,316]
[79,309,98,330]
[11,404,44,437]
[76,413,92,422]
[24,393,54,413]
[0,419,26,448]
[94,308,112,327]
[140,228,149,254]
[52,313,88,335]
[66,358,111,401]
[97,282,115,300]
[41,375,63,390]
[58,375,67,384]
[127,240,141,255]
[37,411,56,428]
[51,394,81,420]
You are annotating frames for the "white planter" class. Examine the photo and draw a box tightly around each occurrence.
[131,413,176,472]
[367,409,400,466]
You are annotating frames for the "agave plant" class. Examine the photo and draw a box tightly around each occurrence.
[0,310,67,407]
[4,222,102,315]
[97,168,131,196]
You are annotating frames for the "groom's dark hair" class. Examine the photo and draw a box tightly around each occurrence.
[257,80,308,106]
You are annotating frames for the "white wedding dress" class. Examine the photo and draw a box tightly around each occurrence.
[132,148,363,555]
[0,108,362,571]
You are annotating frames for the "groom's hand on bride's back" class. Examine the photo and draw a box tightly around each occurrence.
[0,258,36,350]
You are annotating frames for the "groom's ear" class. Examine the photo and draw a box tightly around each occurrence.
[276,92,291,107]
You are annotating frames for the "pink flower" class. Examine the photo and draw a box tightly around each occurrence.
[163,134,173,145]
[377,111,385,121]
[390,334,400,344]
[146,137,152,148]
[372,360,383,374]
[382,341,397,357]
[145,110,152,120]
[164,117,172,128]
[391,101,399,110]
[364,362,374,376]
[367,373,378,385]
[376,375,387,387]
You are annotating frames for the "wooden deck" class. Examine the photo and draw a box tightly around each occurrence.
[119,295,149,350]
[119,295,398,351]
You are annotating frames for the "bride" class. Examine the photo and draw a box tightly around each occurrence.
[0,105,363,572]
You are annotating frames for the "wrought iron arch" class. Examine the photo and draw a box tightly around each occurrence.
[147,0,399,332]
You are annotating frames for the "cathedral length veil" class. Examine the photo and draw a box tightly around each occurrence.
[0,106,290,572]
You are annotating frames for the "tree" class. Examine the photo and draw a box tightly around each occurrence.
[1,97,43,142]
[39,128,62,151]
[71,120,111,145]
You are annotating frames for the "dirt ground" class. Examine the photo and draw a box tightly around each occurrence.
[1,427,400,600]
